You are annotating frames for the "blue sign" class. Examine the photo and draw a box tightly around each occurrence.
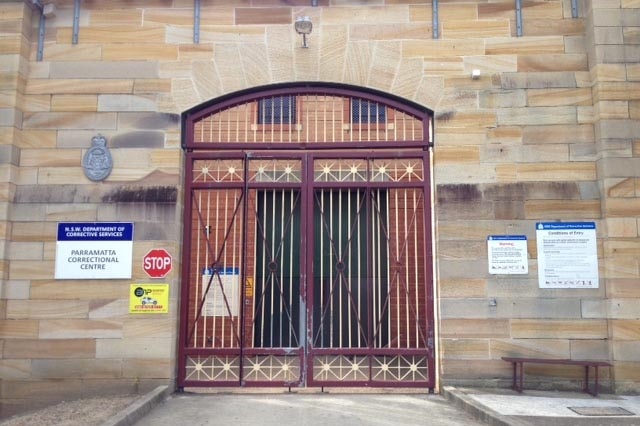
[536,222,595,230]
[487,235,527,240]
[57,222,134,241]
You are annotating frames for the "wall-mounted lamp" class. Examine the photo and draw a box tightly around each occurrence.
[295,16,313,48]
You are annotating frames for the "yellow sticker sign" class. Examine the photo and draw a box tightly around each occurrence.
[130,284,169,314]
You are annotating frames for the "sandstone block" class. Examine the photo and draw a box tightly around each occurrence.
[89,299,129,319]
[116,337,174,359]
[1,280,29,299]
[582,299,608,318]
[235,7,291,25]
[39,319,123,339]
[614,362,640,383]
[612,320,640,340]
[51,95,98,112]
[570,340,610,360]
[523,19,584,36]
[518,54,587,72]
[26,79,134,95]
[479,1,562,20]
[31,280,126,300]
[434,146,481,165]
[497,106,576,126]
[7,242,43,261]
[511,319,608,339]
[440,319,510,338]
[1,378,83,400]
[594,82,640,102]
[440,359,509,378]
[604,198,640,218]
[87,9,143,26]
[439,278,486,297]
[6,300,89,319]
[0,319,38,338]
[123,317,174,338]
[403,39,485,58]
[523,124,594,144]
[442,20,510,39]
[525,199,600,218]
[521,144,569,162]
[0,359,30,379]
[614,341,640,361]
[32,359,122,379]
[527,88,592,107]
[442,338,490,359]
[486,36,564,55]
[3,339,96,358]
[57,27,166,44]
[350,23,431,40]
[133,79,171,94]
[517,162,596,181]
[490,338,569,359]
[501,72,576,89]
[323,6,407,25]
[9,260,56,280]
[144,8,233,26]
[123,359,172,378]
[102,43,178,61]
[608,299,640,318]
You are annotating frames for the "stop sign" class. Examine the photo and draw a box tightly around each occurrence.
[143,248,172,278]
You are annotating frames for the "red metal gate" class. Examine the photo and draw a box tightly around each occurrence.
[179,84,435,389]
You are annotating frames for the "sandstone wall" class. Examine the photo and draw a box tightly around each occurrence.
[0,0,638,416]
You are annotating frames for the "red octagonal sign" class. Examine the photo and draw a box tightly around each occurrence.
[143,248,172,278]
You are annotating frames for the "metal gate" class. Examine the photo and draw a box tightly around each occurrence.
[179,85,435,389]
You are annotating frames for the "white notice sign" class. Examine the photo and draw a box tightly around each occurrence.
[55,222,134,279]
[536,222,598,288]
[201,267,239,317]
[487,235,528,274]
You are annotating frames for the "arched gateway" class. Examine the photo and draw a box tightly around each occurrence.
[178,83,436,390]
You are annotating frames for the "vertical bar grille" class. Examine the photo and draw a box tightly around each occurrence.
[192,95,424,144]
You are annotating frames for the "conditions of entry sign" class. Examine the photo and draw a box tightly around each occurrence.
[536,222,598,289]
[55,222,134,279]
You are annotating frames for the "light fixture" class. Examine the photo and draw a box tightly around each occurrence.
[471,69,481,79]
[295,16,312,48]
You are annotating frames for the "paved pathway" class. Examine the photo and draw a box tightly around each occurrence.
[133,392,488,426]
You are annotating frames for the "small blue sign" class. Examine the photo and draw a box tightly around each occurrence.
[57,222,134,241]
[536,222,595,230]
[488,235,527,241]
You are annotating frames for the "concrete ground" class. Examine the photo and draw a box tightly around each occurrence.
[130,391,486,426]
[102,386,640,426]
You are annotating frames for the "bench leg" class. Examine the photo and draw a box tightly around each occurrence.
[583,365,600,397]
[511,362,524,393]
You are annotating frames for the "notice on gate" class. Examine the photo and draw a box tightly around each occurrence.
[487,235,528,275]
[201,267,239,317]
[55,222,134,279]
[536,222,598,289]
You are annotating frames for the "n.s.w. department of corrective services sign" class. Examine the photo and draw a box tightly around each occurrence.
[55,222,134,279]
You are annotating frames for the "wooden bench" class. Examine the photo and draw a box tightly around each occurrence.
[502,357,612,396]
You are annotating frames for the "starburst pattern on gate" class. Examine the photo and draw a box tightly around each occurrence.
[370,159,424,182]
[185,355,240,381]
[242,355,300,382]
[314,159,367,182]
[192,159,244,183]
[313,355,369,381]
[371,355,428,381]
[248,159,302,183]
